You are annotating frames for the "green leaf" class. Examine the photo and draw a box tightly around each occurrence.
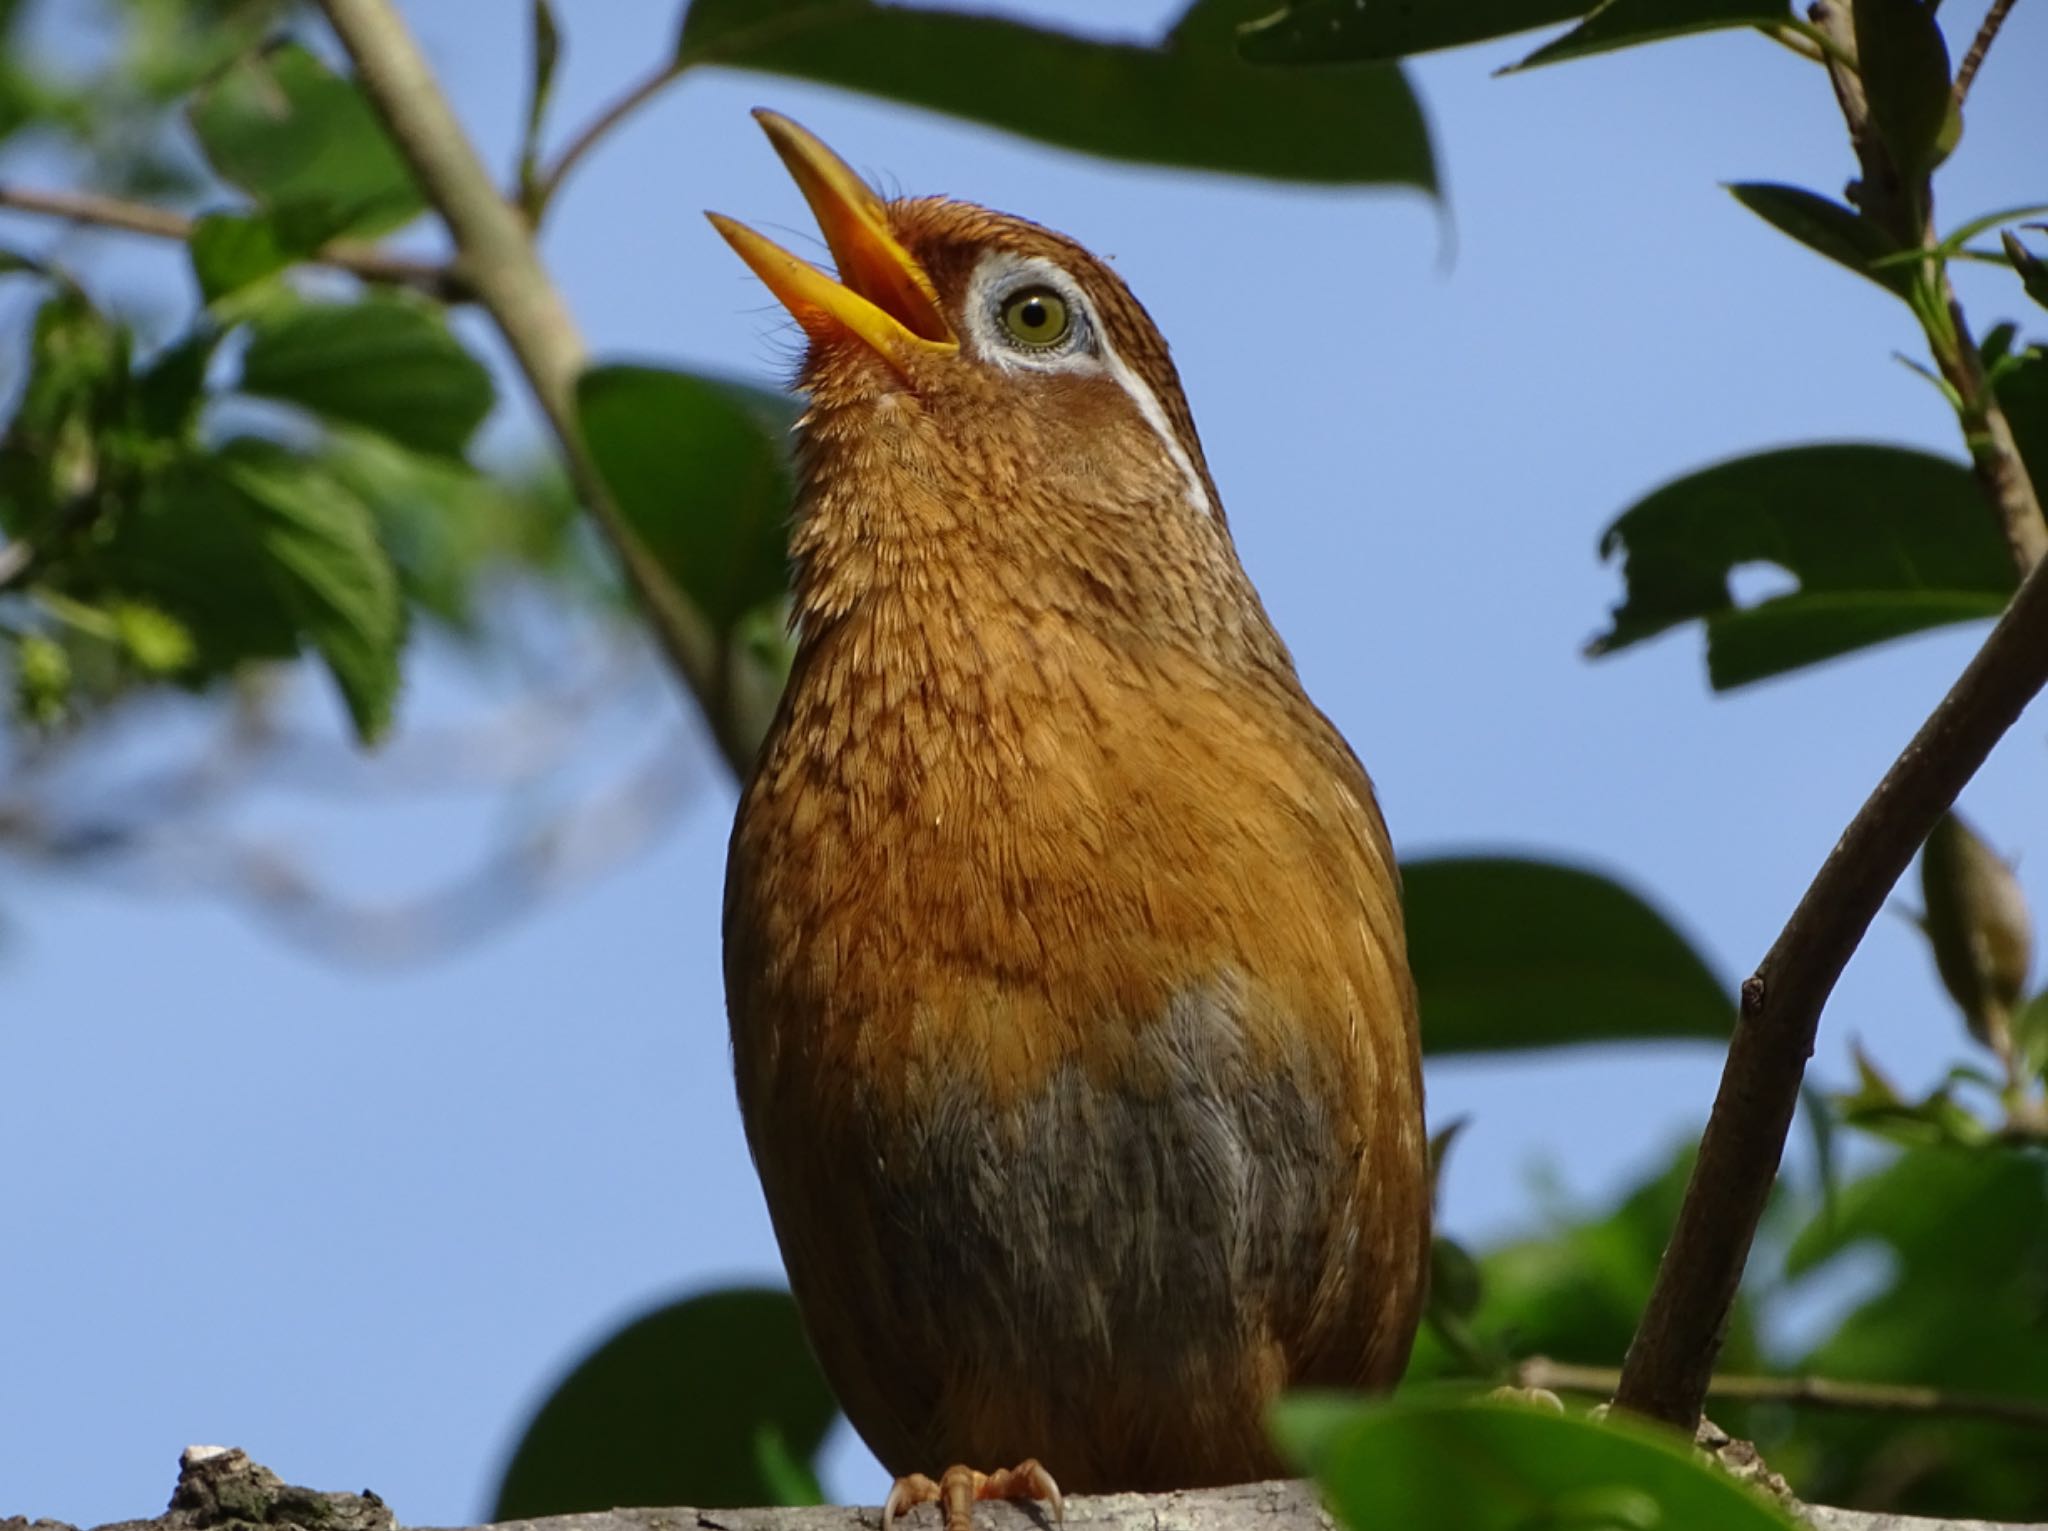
[1852,0,1953,179]
[187,43,423,238]
[239,295,494,460]
[677,0,1434,192]
[1402,856,1729,1055]
[188,211,293,302]
[1591,444,2015,688]
[216,439,406,741]
[576,364,796,639]
[1508,0,1790,70]
[1728,183,1913,298]
[1236,0,1592,63]
[1992,345,2048,495]
[490,1287,840,1516]
[1276,1397,1799,1531]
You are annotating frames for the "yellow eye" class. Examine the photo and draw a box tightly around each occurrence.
[1000,286,1071,348]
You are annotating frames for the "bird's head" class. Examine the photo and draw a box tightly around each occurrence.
[708,112,1269,654]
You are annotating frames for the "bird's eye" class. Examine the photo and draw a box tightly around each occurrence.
[999,286,1071,349]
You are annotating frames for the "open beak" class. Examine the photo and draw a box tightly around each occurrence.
[707,110,958,370]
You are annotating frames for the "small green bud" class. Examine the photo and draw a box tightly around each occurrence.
[113,602,196,676]
[1920,812,2032,1053]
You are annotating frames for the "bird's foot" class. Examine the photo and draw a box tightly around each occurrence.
[883,1460,1063,1531]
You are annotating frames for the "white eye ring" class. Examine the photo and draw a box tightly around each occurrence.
[962,252,1096,370]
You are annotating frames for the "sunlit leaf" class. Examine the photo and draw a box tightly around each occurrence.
[188,43,422,238]
[1591,444,2014,687]
[239,295,495,460]
[678,0,1434,191]
[576,364,796,638]
[1275,1397,1799,1531]
[1403,856,1729,1054]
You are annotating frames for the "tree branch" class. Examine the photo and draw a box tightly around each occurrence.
[32,1445,2048,1531]
[1613,549,2048,1429]
[1520,1358,2048,1431]
[1953,0,2018,106]
[310,0,751,774]
[0,182,468,298]
[528,57,684,222]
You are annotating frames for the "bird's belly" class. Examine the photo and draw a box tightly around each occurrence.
[743,977,1361,1490]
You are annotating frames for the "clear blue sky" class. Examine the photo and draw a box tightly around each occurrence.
[4,0,2045,1523]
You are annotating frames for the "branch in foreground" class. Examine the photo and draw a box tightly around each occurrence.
[1519,1358,2048,1431]
[1614,542,2048,1429]
[311,0,750,774]
[25,1444,2045,1531]
[0,183,467,298]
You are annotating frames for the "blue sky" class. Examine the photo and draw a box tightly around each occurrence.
[3,0,2045,1523]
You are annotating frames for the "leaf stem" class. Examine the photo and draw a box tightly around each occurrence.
[310,0,750,775]
[527,57,685,224]
[0,182,468,298]
[1953,0,2018,106]
[1523,1358,2048,1429]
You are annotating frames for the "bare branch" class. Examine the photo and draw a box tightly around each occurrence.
[1614,548,2048,1429]
[0,182,469,298]
[310,0,750,774]
[1520,1358,2048,1431]
[1954,0,2019,106]
[528,58,684,222]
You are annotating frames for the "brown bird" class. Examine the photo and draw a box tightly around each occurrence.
[712,112,1428,1530]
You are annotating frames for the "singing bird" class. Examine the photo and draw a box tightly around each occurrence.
[713,113,1428,1528]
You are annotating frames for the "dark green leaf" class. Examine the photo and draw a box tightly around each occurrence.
[1275,1397,1799,1531]
[1591,445,2015,687]
[187,43,422,238]
[188,211,291,302]
[216,439,406,741]
[576,364,796,639]
[1236,0,1591,63]
[677,0,1434,191]
[131,329,220,439]
[1728,183,1913,298]
[1508,0,1789,70]
[239,296,494,460]
[2005,230,2048,311]
[491,1288,839,1516]
[1402,856,1729,1055]
[1852,0,1952,178]
[1992,346,2048,495]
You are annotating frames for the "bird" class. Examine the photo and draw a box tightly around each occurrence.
[711,110,1429,1531]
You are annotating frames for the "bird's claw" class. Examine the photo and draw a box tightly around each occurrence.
[884,1460,1063,1531]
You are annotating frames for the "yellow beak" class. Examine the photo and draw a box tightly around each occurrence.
[707,110,958,369]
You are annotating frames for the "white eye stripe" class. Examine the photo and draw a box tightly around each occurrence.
[961,250,1214,519]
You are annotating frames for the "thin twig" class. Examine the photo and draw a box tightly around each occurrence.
[1954,0,2018,106]
[1521,1358,2048,1430]
[1613,550,2048,1430]
[0,182,469,298]
[311,0,747,774]
[528,58,684,222]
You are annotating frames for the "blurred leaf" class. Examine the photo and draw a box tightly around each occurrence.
[751,1423,825,1507]
[188,211,292,302]
[1852,0,1952,178]
[677,0,1435,192]
[1780,1146,2048,1518]
[1406,1141,1765,1389]
[111,600,197,675]
[1729,184,1913,298]
[576,364,796,639]
[1919,813,2031,1051]
[1236,0,1590,62]
[2012,991,2048,1082]
[1508,0,1789,70]
[216,439,406,742]
[239,296,495,460]
[1830,1043,1992,1149]
[491,1287,839,1516]
[131,329,220,439]
[1591,444,2014,687]
[187,43,423,238]
[13,631,71,726]
[0,284,130,546]
[1276,1397,1798,1531]
[1992,345,2048,492]
[1402,856,1729,1054]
